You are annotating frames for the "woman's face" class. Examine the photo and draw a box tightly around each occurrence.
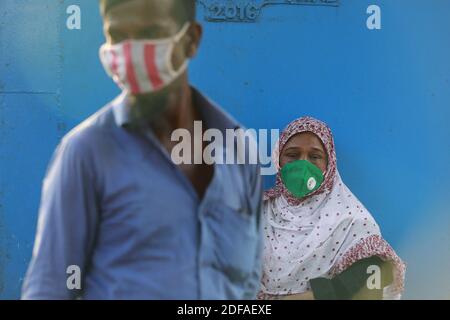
[279,132,328,173]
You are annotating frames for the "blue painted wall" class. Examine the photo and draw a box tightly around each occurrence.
[0,0,449,299]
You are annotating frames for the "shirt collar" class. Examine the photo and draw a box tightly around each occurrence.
[111,91,132,128]
[111,86,241,133]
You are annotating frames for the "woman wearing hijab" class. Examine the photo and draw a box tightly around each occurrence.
[259,117,406,300]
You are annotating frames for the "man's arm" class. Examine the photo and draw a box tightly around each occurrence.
[22,132,100,300]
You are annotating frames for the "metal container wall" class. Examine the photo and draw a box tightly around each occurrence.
[0,0,449,299]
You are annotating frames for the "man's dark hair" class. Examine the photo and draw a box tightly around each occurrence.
[99,0,196,22]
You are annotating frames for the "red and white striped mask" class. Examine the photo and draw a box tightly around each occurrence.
[99,23,190,95]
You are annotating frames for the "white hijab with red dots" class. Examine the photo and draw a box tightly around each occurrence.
[260,117,405,299]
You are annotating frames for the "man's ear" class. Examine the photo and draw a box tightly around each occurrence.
[186,22,203,58]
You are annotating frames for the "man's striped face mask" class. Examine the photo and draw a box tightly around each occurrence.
[99,23,190,95]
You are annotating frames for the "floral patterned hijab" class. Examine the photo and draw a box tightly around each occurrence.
[265,117,337,205]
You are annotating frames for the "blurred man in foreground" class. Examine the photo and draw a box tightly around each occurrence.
[22,0,262,299]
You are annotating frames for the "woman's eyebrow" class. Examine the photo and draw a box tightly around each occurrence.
[311,147,325,153]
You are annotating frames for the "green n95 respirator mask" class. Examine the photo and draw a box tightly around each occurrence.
[280,160,324,198]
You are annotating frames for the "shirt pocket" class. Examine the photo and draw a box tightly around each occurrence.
[207,198,259,283]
